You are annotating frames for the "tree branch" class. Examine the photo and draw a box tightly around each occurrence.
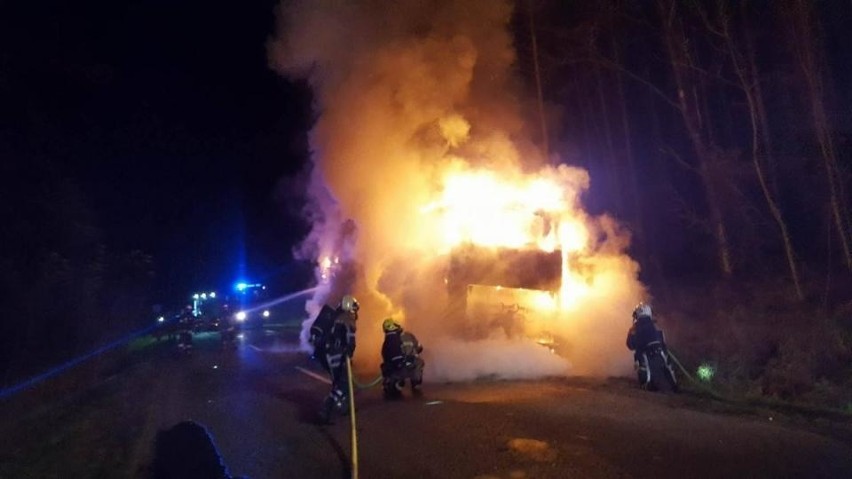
[555,55,682,111]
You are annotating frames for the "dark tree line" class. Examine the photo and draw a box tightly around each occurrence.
[0,152,156,386]
[519,0,852,302]
[0,0,313,386]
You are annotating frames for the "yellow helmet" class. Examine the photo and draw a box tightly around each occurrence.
[382,318,400,332]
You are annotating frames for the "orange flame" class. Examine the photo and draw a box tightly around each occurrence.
[422,164,592,313]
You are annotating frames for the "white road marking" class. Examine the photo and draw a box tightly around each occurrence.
[249,344,262,352]
[295,366,332,385]
[425,400,443,406]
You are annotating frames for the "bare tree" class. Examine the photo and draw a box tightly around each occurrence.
[783,0,852,270]
[657,0,734,276]
[527,0,550,163]
[708,1,804,299]
[612,33,643,234]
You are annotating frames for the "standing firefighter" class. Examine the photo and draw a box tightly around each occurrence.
[310,294,359,423]
[177,304,195,355]
[380,318,424,398]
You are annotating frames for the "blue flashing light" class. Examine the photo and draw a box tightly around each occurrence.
[235,282,248,292]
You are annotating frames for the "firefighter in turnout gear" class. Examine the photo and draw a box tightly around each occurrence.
[626,303,666,358]
[380,318,424,398]
[626,302,677,390]
[313,294,358,423]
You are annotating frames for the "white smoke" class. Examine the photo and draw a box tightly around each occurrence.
[270,0,644,380]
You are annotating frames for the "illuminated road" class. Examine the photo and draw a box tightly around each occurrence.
[2,328,851,478]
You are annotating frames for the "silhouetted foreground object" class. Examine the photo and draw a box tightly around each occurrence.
[150,421,244,479]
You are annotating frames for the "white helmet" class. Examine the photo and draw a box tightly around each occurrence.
[341,295,360,314]
[632,302,652,320]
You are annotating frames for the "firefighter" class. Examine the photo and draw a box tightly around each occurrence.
[380,318,424,397]
[177,304,195,355]
[219,302,238,349]
[626,303,665,352]
[626,302,671,386]
[315,294,359,423]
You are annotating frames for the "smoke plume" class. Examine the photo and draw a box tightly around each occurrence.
[269,0,646,380]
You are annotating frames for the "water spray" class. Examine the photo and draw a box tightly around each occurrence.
[236,286,319,317]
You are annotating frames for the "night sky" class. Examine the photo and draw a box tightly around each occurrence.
[2,0,314,301]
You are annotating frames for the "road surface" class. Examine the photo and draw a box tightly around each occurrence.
[2,327,851,478]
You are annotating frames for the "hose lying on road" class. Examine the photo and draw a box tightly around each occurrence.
[353,374,383,389]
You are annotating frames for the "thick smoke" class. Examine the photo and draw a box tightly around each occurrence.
[269,0,645,380]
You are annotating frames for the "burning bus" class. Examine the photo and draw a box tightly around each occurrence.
[420,165,594,353]
[316,164,595,356]
[446,246,561,343]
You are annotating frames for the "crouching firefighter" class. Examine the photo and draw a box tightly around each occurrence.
[309,294,359,423]
[380,318,424,398]
[626,303,677,392]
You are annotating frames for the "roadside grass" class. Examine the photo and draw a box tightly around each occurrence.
[0,321,305,477]
[656,278,852,414]
[0,341,163,478]
[0,372,150,478]
[673,378,852,421]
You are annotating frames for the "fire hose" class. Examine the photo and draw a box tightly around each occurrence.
[345,357,359,479]
[667,350,695,382]
[667,349,724,400]
[353,373,383,389]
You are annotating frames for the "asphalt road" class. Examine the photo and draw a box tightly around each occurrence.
[2,327,851,479]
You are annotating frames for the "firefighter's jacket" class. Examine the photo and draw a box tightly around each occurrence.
[329,309,357,357]
[310,306,356,357]
[382,329,422,369]
[626,316,665,353]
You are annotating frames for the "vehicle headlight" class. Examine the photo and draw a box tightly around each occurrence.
[262,310,270,318]
[235,311,247,321]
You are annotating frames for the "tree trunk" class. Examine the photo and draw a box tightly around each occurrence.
[658,0,733,277]
[785,0,852,270]
[720,2,804,300]
[528,0,550,163]
[593,59,624,214]
[612,35,643,235]
[742,7,780,197]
